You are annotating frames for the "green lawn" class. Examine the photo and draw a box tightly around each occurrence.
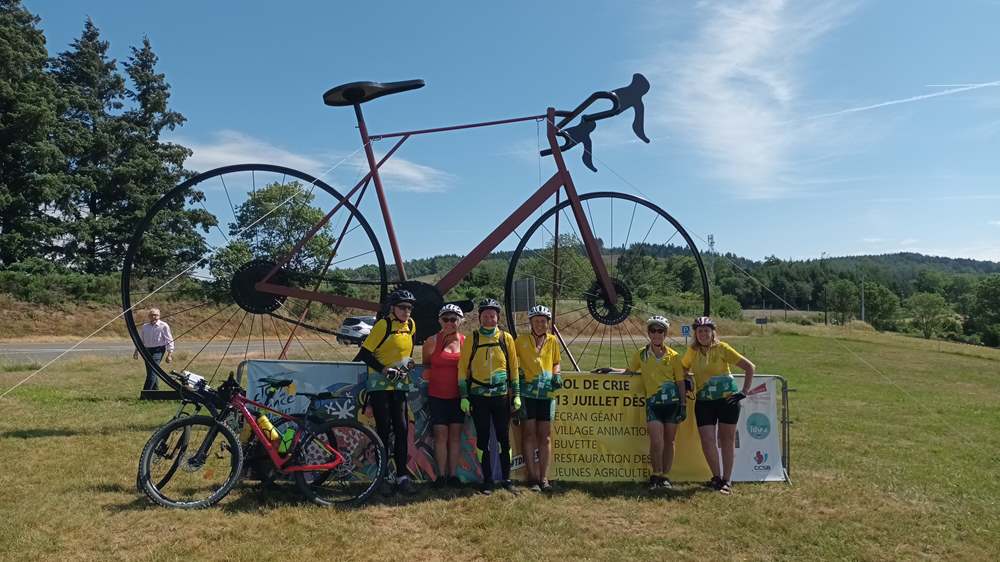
[1,327,998,561]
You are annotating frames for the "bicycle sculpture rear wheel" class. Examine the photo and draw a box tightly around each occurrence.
[504,191,710,371]
[122,164,387,384]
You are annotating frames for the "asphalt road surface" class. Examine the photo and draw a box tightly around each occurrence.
[0,340,266,364]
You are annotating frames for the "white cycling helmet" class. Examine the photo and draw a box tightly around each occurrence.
[527,305,552,319]
[646,315,670,330]
[439,303,464,318]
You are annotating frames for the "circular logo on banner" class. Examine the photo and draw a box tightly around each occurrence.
[746,413,771,440]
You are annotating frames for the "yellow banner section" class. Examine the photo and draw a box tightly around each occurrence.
[513,373,712,482]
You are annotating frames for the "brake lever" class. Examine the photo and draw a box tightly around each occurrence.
[611,73,650,143]
[582,73,650,143]
[539,120,598,171]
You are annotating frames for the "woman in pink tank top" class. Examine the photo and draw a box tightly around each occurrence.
[422,303,467,488]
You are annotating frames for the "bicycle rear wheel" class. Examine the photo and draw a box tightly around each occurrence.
[293,419,386,507]
[121,164,388,385]
[137,415,243,509]
[504,191,709,371]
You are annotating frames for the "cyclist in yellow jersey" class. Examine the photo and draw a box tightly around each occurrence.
[514,305,561,492]
[356,289,418,494]
[681,316,755,495]
[457,298,520,495]
[625,315,686,490]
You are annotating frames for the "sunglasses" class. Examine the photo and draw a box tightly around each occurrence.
[395,304,413,311]
[440,316,460,323]
[648,328,666,334]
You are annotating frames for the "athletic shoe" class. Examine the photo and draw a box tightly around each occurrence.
[431,477,447,490]
[718,480,732,495]
[661,477,673,489]
[540,480,553,493]
[479,481,494,496]
[528,481,542,492]
[705,476,723,490]
[501,480,519,495]
[447,476,462,488]
[396,475,416,495]
[648,476,663,491]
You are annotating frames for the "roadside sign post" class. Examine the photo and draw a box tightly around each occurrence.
[755,317,768,333]
[681,324,691,345]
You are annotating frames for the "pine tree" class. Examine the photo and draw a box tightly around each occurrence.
[0,0,63,267]
[50,18,127,273]
[117,37,211,276]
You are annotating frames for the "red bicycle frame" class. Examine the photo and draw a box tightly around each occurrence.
[233,393,346,473]
[254,103,618,344]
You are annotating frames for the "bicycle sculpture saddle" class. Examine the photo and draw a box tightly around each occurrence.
[323,79,425,106]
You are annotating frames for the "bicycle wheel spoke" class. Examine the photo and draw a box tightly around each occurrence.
[182,305,242,372]
[160,300,214,320]
[212,310,248,381]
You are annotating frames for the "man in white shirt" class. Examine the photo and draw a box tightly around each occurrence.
[133,308,174,392]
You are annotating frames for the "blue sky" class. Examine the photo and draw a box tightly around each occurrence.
[30,0,1000,262]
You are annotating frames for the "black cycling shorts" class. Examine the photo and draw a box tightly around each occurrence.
[695,399,740,426]
[521,397,554,421]
[646,401,684,424]
[428,396,465,426]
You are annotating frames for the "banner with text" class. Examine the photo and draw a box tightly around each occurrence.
[522,373,786,483]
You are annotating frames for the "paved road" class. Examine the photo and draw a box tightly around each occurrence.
[0,340,278,363]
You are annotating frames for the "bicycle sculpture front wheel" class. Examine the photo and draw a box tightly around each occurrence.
[137,415,244,509]
[504,191,710,371]
[293,419,387,507]
[122,164,388,384]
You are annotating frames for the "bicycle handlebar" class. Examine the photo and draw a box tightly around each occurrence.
[540,73,651,172]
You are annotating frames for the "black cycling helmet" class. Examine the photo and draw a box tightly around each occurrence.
[388,289,416,306]
[478,297,502,314]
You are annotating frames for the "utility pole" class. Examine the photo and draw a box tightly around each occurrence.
[706,234,716,289]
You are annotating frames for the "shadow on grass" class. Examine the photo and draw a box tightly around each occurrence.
[544,480,702,501]
[103,479,709,514]
[0,428,82,439]
[1,422,161,440]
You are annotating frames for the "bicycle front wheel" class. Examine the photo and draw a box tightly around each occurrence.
[293,419,386,507]
[137,415,243,509]
[504,191,710,371]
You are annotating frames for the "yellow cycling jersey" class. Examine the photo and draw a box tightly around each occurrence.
[681,341,745,394]
[457,329,519,397]
[627,345,685,399]
[514,333,561,398]
[361,317,415,391]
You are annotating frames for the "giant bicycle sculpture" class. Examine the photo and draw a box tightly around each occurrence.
[122,73,709,379]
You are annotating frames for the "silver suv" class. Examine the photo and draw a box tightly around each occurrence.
[335,315,377,345]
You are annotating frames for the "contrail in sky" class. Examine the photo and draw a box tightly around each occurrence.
[805,80,1000,120]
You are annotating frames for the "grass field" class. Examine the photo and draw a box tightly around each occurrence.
[1,325,999,561]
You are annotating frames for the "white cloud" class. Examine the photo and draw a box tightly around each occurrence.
[179,130,324,175]
[650,1,854,198]
[349,155,454,193]
[990,220,1000,226]
[175,130,453,193]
